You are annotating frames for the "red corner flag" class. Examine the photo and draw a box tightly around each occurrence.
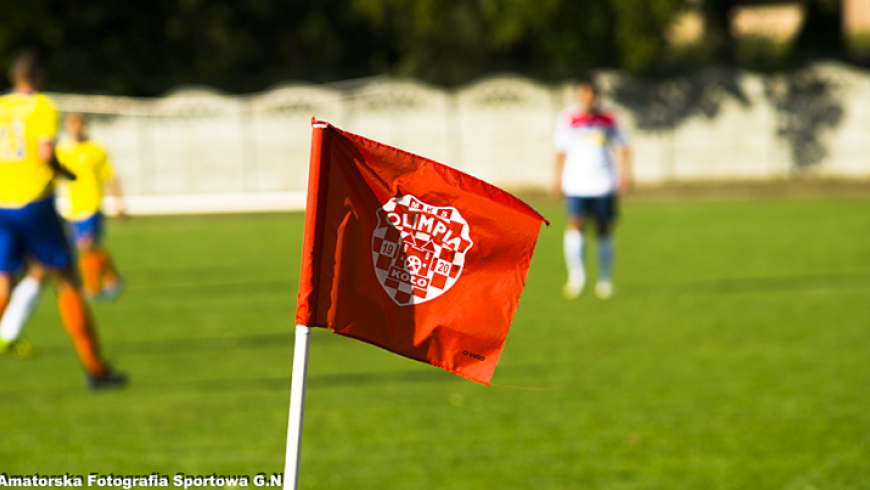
[296,120,548,385]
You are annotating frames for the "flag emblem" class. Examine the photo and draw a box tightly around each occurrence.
[372,195,473,306]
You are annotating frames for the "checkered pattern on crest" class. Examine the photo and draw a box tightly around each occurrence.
[372,195,473,306]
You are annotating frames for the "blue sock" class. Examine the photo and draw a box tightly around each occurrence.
[598,236,614,283]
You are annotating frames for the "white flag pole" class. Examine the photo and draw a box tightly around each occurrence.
[283,324,312,490]
[284,120,327,489]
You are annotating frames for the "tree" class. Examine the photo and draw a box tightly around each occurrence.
[1,0,385,95]
[351,0,684,84]
[793,0,846,60]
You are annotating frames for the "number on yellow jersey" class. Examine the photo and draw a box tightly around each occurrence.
[0,120,27,162]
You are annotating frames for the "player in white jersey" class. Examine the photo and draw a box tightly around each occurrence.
[550,79,631,299]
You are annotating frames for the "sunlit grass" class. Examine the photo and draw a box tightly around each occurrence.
[1,196,868,489]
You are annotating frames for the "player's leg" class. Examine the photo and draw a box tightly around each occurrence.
[0,209,35,359]
[73,214,102,298]
[0,221,17,320]
[22,199,125,388]
[93,213,123,301]
[563,196,587,299]
[0,210,18,318]
[50,267,109,375]
[0,260,45,359]
[593,194,618,299]
[97,248,123,301]
[75,213,122,302]
[0,273,10,333]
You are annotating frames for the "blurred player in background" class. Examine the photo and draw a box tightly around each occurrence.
[0,113,127,357]
[0,48,126,388]
[56,112,127,301]
[550,79,631,299]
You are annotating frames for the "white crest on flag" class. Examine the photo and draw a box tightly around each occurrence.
[372,195,474,306]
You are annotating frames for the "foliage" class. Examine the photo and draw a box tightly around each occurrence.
[0,0,382,94]
[1,0,682,94]
[0,0,861,95]
[350,0,684,84]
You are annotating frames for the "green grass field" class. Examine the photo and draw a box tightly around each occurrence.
[1,195,869,489]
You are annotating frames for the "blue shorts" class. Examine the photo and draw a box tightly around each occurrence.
[69,212,104,246]
[0,197,73,273]
[565,194,618,224]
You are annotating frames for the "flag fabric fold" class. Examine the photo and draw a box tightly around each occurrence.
[296,119,548,385]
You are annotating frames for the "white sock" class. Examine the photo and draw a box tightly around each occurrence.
[563,229,585,286]
[598,236,614,283]
[0,277,42,343]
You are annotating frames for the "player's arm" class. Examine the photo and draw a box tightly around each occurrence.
[37,138,77,181]
[49,152,77,181]
[35,102,77,181]
[550,151,566,198]
[104,177,127,218]
[550,113,570,199]
[616,145,632,195]
[36,139,53,164]
[611,122,631,195]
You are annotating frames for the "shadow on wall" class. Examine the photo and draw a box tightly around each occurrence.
[610,69,751,131]
[609,68,843,172]
[765,70,844,171]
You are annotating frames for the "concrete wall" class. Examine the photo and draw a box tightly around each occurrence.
[48,62,870,214]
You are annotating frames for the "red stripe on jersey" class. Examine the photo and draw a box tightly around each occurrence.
[568,111,616,128]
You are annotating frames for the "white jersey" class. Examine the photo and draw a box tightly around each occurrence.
[553,104,628,197]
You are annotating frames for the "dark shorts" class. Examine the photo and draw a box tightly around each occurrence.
[565,194,618,224]
[69,212,104,247]
[0,197,73,273]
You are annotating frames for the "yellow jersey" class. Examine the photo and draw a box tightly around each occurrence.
[56,140,116,221]
[0,91,58,208]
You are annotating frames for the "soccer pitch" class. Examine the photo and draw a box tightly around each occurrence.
[1,195,868,489]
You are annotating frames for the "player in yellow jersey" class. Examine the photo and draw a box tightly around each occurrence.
[0,48,126,389]
[0,114,127,356]
[56,113,127,301]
